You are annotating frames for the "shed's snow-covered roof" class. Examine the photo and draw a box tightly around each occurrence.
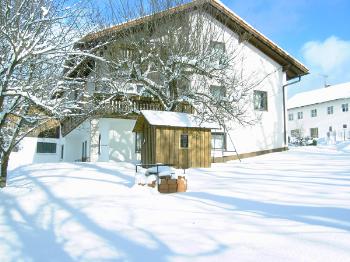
[287,82,350,109]
[140,110,219,129]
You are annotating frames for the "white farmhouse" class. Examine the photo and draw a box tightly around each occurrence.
[14,0,308,165]
[287,82,350,143]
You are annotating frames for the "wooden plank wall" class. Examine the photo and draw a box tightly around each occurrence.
[141,122,156,165]
[152,127,211,168]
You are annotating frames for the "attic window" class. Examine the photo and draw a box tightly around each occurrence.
[180,134,189,148]
[210,41,225,54]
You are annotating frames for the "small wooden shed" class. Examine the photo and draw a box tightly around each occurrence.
[133,110,217,169]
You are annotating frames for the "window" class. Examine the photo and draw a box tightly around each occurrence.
[254,90,268,111]
[210,41,225,64]
[211,132,226,150]
[288,113,294,121]
[210,41,225,53]
[311,109,317,117]
[177,78,191,93]
[60,145,64,159]
[291,129,301,137]
[98,134,101,155]
[297,112,303,119]
[343,124,348,129]
[82,141,88,161]
[180,134,189,148]
[37,142,56,153]
[310,128,318,138]
[327,106,334,115]
[135,132,143,153]
[342,103,348,112]
[210,85,226,98]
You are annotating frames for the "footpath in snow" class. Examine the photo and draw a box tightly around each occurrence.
[1,142,350,261]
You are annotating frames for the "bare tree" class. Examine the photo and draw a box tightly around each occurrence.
[0,0,93,188]
[74,0,276,129]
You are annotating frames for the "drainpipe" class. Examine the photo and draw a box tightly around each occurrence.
[282,75,301,147]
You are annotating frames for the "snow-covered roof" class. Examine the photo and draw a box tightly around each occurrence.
[288,82,350,109]
[134,110,219,130]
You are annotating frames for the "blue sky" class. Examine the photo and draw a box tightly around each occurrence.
[220,0,350,96]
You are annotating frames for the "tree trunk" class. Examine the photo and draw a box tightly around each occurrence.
[0,153,10,188]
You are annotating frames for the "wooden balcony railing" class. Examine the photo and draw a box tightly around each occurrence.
[61,94,194,137]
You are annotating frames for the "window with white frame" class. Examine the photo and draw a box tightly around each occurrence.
[211,132,226,150]
[253,90,268,111]
[310,128,318,138]
[37,142,57,154]
[327,106,334,115]
[311,109,317,117]
[288,113,294,121]
[209,41,225,64]
[297,111,303,119]
[342,103,349,112]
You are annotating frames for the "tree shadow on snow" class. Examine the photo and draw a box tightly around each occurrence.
[7,162,135,189]
[0,174,174,261]
[181,192,350,232]
[1,167,228,261]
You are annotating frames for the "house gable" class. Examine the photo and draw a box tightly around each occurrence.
[81,0,308,80]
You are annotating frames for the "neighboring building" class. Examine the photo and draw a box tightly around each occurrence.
[287,82,350,143]
[15,0,308,166]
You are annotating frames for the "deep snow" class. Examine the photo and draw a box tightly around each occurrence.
[1,143,350,262]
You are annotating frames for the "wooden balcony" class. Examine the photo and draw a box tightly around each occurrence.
[61,94,194,137]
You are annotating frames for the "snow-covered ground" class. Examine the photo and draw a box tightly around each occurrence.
[1,143,350,262]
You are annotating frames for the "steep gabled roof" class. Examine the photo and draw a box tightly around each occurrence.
[83,0,308,80]
[287,82,350,109]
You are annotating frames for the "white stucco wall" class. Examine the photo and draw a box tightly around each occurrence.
[13,137,63,165]
[90,118,140,163]
[288,98,350,141]
[63,120,91,162]
[200,13,287,156]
